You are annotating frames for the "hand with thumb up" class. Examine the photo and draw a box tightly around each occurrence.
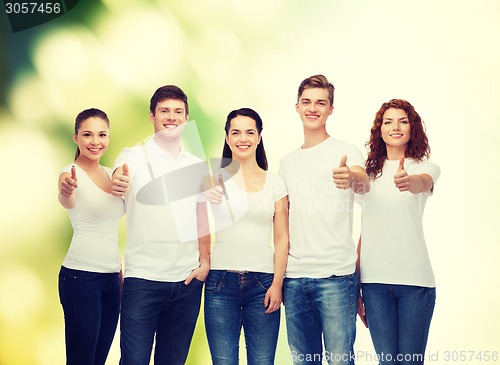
[206,175,225,205]
[393,156,410,192]
[332,155,353,190]
[60,165,78,197]
[111,163,130,197]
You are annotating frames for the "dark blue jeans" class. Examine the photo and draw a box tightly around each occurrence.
[119,277,203,365]
[362,284,436,365]
[204,270,281,365]
[58,266,121,365]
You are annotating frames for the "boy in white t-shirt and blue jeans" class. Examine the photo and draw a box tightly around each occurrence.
[111,85,210,365]
[279,75,370,365]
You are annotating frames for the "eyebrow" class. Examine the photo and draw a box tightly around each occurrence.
[158,107,185,111]
[383,117,408,120]
[301,98,328,103]
[81,130,108,133]
[230,128,257,132]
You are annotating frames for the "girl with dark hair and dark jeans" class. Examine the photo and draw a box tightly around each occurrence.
[357,99,440,365]
[204,108,289,364]
[58,108,124,365]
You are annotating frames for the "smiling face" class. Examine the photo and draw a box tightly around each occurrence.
[295,87,333,131]
[225,115,261,163]
[381,108,411,154]
[73,117,109,162]
[150,98,188,140]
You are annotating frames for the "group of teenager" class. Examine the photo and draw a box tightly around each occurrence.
[57,74,440,365]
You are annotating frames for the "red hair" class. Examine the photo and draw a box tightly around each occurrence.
[365,99,430,179]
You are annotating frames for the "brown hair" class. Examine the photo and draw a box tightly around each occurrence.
[297,74,335,105]
[365,99,430,179]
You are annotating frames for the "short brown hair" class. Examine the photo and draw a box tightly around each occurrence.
[297,74,335,105]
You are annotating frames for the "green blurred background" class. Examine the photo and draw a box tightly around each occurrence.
[1,0,499,364]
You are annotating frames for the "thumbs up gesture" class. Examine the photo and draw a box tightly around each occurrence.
[60,165,78,197]
[332,155,353,189]
[394,156,410,192]
[207,175,225,204]
[111,163,130,197]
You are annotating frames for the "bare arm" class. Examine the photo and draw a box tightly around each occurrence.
[264,196,289,314]
[350,165,371,194]
[394,157,434,194]
[58,166,77,209]
[332,156,370,194]
[184,201,211,284]
[356,236,368,328]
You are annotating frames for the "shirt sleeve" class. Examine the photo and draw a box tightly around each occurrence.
[346,143,365,169]
[411,160,441,195]
[113,147,133,174]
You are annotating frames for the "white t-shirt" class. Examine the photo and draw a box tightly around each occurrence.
[359,158,440,287]
[114,138,207,282]
[279,137,364,278]
[62,164,124,273]
[209,171,287,273]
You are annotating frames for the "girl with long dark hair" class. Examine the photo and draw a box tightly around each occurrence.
[204,108,289,364]
[58,108,124,365]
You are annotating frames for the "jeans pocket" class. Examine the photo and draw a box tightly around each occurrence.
[190,278,205,287]
[204,272,224,292]
[257,273,274,291]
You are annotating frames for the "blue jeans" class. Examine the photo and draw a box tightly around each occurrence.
[58,266,121,365]
[284,273,358,365]
[119,277,203,365]
[362,284,436,365]
[204,270,281,365]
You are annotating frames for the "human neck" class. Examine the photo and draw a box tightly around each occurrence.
[386,145,407,160]
[75,156,100,171]
[154,135,181,158]
[302,127,329,149]
[228,158,261,174]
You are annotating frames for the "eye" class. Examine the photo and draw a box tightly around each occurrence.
[319,102,326,107]
[100,133,108,137]
[383,121,391,125]
[401,120,409,124]
[83,133,91,137]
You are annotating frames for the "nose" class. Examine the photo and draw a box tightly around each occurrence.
[393,122,401,131]
[91,135,99,145]
[308,103,317,112]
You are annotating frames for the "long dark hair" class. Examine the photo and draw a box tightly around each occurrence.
[365,99,430,179]
[221,108,268,171]
[74,108,110,160]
